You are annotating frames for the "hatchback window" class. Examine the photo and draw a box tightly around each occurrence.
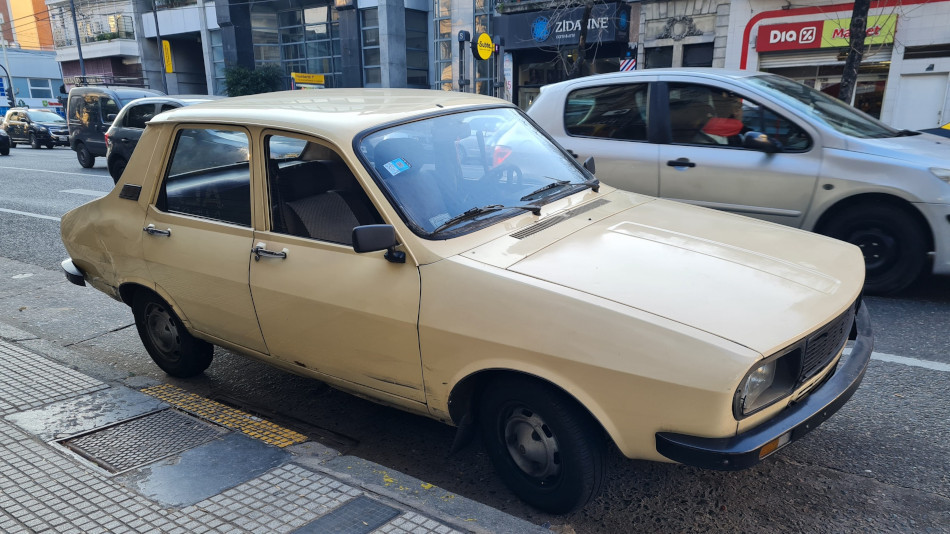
[564,83,649,141]
[159,127,251,226]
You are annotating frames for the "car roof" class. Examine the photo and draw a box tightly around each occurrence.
[119,95,225,110]
[541,68,767,90]
[150,89,514,141]
[69,86,165,99]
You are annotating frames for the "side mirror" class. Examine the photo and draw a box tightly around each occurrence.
[583,156,596,174]
[106,113,118,122]
[742,131,782,154]
[352,224,405,263]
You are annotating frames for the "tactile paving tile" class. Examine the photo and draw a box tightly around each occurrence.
[61,409,226,473]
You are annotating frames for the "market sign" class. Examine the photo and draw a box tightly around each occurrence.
[757,14,896,53]
[498,3,630,51]
[475,33,494,60]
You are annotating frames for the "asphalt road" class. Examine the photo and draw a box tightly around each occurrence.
[1,147,948,532]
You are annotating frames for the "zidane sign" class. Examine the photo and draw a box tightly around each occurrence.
[498,2,630,51]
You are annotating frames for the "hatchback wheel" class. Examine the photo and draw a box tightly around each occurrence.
[76,142,95,168]
[821,203,928,295]
[133,292,213,377]
[479,377,606,514]
[30,133,40,149]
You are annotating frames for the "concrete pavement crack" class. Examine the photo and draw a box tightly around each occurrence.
[63,323,135,347]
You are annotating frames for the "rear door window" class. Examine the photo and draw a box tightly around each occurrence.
[158,127,252,226]
[564,83,649,141]
[126,104,157,129]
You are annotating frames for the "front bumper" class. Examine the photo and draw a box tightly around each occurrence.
[61,258,86,286]
[655,301,873,470]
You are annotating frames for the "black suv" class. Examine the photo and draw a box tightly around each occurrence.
[1,108,69,149]
[67,85,164,168]
[105,95,221,182]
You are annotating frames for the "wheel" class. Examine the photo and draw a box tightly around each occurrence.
[0,145,8,156]
[132,292,213,378]
[46,142,54,149]
[109,156,127,184]
[76,142,95,168]
[821,203,928,295]
[30,133,40,149]
[478,377,606,514]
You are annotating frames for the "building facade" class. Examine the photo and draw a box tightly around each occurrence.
[0,48,66,115]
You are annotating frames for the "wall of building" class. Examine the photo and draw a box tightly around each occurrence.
[10,0,53,50]
[0,48,65,114]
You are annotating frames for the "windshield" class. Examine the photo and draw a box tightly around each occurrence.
[28,110,65,123]
[746,74,900,139]
[360,108,594,237]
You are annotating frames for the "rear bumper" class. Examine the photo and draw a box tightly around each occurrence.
[655,301,873,470]
[61,258,86,287]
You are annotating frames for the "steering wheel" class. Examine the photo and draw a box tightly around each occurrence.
[483,163,522,186]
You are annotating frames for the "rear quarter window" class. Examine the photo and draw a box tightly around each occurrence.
[564,83,649,141]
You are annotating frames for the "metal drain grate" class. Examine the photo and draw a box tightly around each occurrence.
[293,496,400,533]
[61,409,226,473]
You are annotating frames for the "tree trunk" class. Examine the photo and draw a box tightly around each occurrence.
[566,2,593,79]
[838,0,871,104]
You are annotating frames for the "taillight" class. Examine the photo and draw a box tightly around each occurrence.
[104,132,110,147]
[492,145,512,167]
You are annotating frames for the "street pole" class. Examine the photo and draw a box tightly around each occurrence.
[152,0,168,92]
[68,0,86,79]
[0,15,16,106]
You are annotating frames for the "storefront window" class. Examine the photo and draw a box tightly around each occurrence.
[683,43,713,68]
[433,0,453,90]
[763,64,889,119]
[645,46,673,68]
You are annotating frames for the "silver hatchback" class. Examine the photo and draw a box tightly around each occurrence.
[528,68,950,294]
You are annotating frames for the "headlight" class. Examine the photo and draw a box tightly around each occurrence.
[734,346,802,418]
[930,167,950,184]
[36,126,48,133]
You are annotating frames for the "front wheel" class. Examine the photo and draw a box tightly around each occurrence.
[30,133,40,149]
[0,144,8,156]
[76,142,95,168]
[821,203,928,295]
[479,377,606,514]
[133,292,213,377]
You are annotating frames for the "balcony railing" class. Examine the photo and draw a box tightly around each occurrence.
[153,0,198,11]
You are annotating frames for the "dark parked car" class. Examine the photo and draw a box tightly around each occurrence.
[67,85,164,169]
[0,128,9,155]
[1,108,69,149]
[106,95,222,182]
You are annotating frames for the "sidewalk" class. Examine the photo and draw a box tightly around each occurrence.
[0,335,547,534]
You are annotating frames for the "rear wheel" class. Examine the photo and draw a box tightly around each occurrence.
[132,292,213,377]
[46,142,54,149]
[821,203,928,295]
[76,142,95,168]
[30,133,40,149]
[0,145,8,156]
[108,156,127,184]
[479,377,606,514]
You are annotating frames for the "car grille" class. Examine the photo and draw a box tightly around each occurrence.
[50,128,68,136]
[798,301,856,383]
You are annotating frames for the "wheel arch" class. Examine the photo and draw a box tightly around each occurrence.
[448,368,611,442]
[812,192,934,253]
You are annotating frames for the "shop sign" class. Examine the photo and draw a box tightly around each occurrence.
[291,72,325,89]
[162,40,173,74]
[757,14,896,52]
[475,33,494,60]
[498,3,630,51]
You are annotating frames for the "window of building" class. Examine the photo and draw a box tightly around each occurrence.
[564,84,649,141]
[683,42,713,68]
[161,128,251,227]
[29,79,53,99]
[433,0,453,90]
[210,30,227,96]
[473,0,494,96]
[361,8,381,86]
[645,46,673,69]
[406,10,429,88]
[252,2,343,89]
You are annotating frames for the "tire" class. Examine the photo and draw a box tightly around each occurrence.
[479,377,606,514]
[132,292,213,378]
[109,157,127,184]
[76,142,95,168]
[821,203,928,295]
[46,143,54,149]
[0,145,8,156]
[30,133,40,149]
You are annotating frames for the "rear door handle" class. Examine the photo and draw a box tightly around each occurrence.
[143,224,171,237]
[666,158,696,168]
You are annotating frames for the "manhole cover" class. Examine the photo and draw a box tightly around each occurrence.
[60,409,226,473]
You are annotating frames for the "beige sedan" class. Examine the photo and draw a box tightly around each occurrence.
[60,89,873,514]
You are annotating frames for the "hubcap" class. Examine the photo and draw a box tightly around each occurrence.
[144,303,181,361]
[503,406,560,480]
[850,228,897,272]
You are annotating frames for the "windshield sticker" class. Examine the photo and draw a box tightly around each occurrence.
[429,212,451,228]
[383,158,411,176]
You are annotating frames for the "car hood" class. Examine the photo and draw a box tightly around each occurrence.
[461,193,864,355]
[846,132,950,166]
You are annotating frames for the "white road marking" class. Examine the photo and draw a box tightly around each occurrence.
[60,189,106,197]
[872,352,950,372]
[0,166,104,178]
[0,208,61,221]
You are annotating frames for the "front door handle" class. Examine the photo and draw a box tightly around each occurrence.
[252,242,288,261]
[143,224,171,237]
[666,158,696,168]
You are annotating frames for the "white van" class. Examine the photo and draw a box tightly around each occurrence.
[528,68,950,294]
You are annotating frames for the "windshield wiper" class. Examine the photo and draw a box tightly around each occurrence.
[431,204,541,235]
[897,129,921,137]
[519,179,574,201]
